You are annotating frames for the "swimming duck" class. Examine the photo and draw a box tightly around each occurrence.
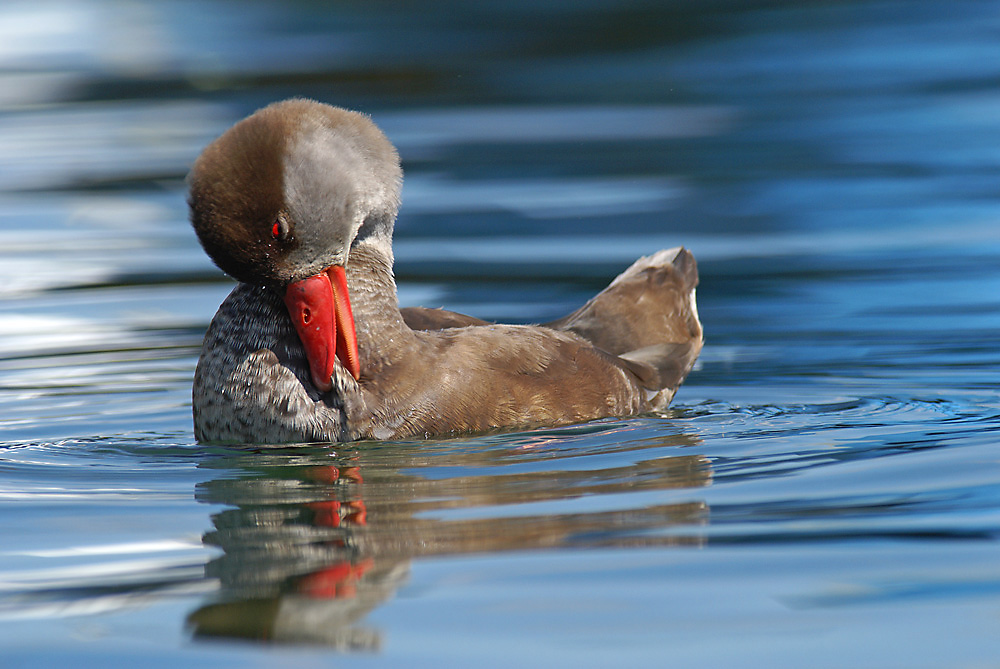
[189,99,702,444]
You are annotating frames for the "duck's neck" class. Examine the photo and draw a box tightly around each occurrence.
[346,233,415,370]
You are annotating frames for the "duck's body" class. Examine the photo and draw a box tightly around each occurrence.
[190,99,702,444]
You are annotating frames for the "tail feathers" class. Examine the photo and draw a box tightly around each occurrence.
[617,341,702,409]
[547,247,703,395]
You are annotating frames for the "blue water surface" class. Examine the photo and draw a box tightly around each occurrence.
[1,1,999,667]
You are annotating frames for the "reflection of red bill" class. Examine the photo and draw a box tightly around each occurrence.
[309,499,367,528]
[297,558,374,599]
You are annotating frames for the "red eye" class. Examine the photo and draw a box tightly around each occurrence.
[271,221,281,239]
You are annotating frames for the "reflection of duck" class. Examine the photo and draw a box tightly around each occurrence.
[189,459,401,649]
[187,435,710,646]
[189,99,703,444]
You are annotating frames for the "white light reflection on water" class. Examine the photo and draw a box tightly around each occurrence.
[402,174,685,219]
[393,219,1000,265]
[379,105,735,149]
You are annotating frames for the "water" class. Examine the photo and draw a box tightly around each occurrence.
[2,1,1000,666]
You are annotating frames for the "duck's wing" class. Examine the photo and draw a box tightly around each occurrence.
[400,247,702,411]
[401,306,490,331]
[544,247,703,407]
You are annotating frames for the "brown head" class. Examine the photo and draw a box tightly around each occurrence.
[188,98,402,287]
[188,98,403,389]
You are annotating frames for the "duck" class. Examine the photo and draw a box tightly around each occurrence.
[189,99,703,444]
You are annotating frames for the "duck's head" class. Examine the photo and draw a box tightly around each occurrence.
[188,98,402,390]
